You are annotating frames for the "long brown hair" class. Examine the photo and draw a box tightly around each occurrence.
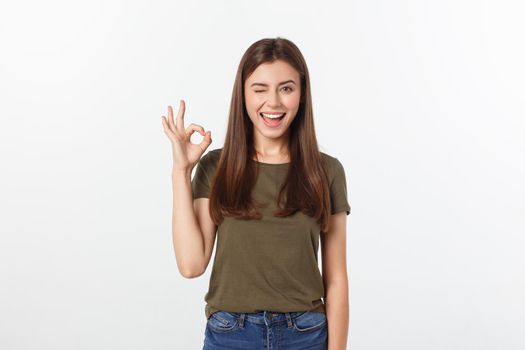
[209,37,333,232]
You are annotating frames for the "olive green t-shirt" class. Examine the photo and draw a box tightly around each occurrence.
[191,148,351,320]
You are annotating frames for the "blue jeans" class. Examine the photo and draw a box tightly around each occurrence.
[203,310,328,350]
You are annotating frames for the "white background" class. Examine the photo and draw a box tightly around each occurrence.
[1,0,524,349]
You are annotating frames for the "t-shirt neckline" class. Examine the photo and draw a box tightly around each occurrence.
[250,158,290,166]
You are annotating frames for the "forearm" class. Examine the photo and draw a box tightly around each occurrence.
[325,278,349,350]
[171,169,205,277]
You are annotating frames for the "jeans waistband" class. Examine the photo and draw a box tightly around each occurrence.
[227,310,308,327]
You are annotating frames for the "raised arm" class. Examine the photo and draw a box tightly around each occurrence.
[161,100,213,278]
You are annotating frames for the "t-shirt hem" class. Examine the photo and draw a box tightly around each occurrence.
[205,301,326,320]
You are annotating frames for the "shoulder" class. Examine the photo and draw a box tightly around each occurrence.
[198,148,222,171]
[205,148,222,162]
[319,151,345,183]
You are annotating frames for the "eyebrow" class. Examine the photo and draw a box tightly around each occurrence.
[250,80,296,87]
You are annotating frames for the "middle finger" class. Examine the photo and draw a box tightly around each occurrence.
[175,100,185,132]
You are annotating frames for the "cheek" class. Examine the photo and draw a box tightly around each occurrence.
[283,92,301,109]
[245,94,261,120]
[245,92,260,108]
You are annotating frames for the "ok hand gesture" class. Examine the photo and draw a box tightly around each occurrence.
[161,100,212,172]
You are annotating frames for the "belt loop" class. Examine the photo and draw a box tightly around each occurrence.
[285,312,292,328]
[238,313,245,328]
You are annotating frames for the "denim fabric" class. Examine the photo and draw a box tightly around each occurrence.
[203,310,327,350]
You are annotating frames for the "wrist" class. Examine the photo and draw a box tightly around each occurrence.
[172,168,192,177]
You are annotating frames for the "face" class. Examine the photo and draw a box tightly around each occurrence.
[244,60,301,139]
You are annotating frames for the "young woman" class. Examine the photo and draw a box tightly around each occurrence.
[161,37,351,350]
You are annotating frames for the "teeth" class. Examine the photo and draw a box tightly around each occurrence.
[261,112,285,119]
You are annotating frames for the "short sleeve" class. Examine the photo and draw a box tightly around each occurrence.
[191,154,212,199]
[330,157,351,215]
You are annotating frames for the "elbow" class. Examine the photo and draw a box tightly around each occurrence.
[180,265,205,279]
[175,253,205,278]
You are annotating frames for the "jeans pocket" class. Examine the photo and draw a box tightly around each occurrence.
[292,311,327,333]
[206,311,239,333]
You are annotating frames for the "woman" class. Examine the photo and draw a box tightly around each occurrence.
[161,37,351,350]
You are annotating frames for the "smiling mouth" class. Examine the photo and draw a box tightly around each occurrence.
[259,112,286,127]
[259,112,286,120]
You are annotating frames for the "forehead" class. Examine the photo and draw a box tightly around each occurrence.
[245,60,300,84]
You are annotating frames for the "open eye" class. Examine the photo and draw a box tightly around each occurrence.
[282,86,293,92]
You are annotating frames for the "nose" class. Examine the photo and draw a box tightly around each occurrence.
[267,91,282,107]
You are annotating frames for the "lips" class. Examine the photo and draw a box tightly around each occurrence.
[260,112,286,127]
